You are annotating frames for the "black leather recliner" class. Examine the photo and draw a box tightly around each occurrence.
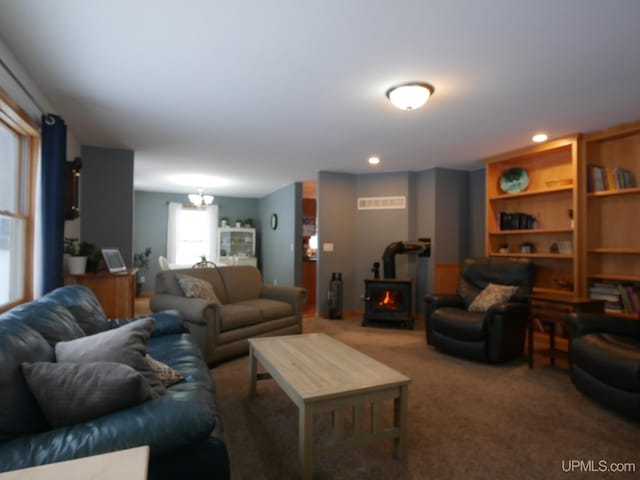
[424,257,534,363]
[565,313,640,421]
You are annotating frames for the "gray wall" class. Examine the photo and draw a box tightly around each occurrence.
[80,145,134,263]
[354,172,414,309]
[435,168,470,263]
[317,172,357,314]
[258,182,302,287]
[133,191,259,293]
[469,168,486,257]
[317,167,473,317]
[415,169,437,314]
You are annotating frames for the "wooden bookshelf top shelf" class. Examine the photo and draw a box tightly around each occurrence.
[489,228,573,235]
[587,187,640,198]
[603,310,640,320]
[588,273,640,282]
[490,252,573,259]
[588,248,640,254]
[488,185,573,201]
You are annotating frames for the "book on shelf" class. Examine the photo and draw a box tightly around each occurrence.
[587,165,636,192]
[589,282,640,314]
[498,212,535,231]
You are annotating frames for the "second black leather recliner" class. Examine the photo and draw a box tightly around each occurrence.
[424,257,535,363]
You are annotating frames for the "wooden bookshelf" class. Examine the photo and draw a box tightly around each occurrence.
[485,136,580,295]
[582,120,640,318]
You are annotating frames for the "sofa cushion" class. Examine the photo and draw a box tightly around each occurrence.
[431,307,486,341]
[0,319,54,441]
[218,304,263,332]
[22,361,153,428]
[237,298,293,321]
[155,268,228,304]
[67,304,112,335]
[219,266,262,303]
[55,318,166,398]
[38,284,108,322]
[177,274,220,303]
[6,302,85,347]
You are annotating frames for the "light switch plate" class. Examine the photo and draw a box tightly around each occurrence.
[323,242,334,252]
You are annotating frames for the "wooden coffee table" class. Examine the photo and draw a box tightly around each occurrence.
[248,333,411,479]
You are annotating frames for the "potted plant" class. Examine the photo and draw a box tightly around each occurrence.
[64,238,87,275]
[133,247,152,296]
[244,218,253,228]
[220,217,229,227]
[235,219,243,227]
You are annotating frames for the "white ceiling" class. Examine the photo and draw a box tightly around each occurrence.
[1,0,640,198]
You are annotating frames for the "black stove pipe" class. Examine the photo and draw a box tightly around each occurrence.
[382,239,431,278]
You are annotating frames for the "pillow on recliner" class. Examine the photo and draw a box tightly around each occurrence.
[176,274,220,303]
[468,283,519,312]
[21,361,153,428]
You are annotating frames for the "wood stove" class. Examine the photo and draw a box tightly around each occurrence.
[363,279,413,329]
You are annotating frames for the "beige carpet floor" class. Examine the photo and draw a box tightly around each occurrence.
[211,316,640,480]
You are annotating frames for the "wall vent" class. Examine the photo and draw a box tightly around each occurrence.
[357,196,406,210]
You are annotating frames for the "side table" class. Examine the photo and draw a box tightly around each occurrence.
[527,294,605,368]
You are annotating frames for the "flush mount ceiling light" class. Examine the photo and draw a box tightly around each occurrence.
[368,156,380,165]
[386,82,435,111]
[188,188,214,207]
[532,133,548,143]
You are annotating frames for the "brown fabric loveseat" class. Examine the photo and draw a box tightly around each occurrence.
[150,266,306,365]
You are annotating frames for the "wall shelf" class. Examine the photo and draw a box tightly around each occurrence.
[489,228,573,236]
[588,248,640,255]
[490,253,574,259]
[488,185,573,201]
[587,187,640,198]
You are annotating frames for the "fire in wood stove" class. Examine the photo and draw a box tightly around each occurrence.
[363,279,413,329]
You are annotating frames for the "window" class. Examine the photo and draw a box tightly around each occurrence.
[167,203,218,267]
[0,89,39,312]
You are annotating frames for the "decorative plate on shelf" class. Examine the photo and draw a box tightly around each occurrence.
[499,167,529,193]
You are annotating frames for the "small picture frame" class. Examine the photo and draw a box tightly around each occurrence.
[101,248,127,273]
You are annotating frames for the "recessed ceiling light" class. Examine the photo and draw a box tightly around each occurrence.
[368,156,380,165]
[532,133,548,143]
[169,174,230,188]
[386,82,435,111]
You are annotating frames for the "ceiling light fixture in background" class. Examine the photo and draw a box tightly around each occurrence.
[188,188,214,207]
[368,156,380,165]
[386,82,435,111]
[532,133,548,143]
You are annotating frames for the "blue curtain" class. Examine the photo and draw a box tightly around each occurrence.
[41,114,67,294]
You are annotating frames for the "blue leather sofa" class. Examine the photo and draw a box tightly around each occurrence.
[0,285,230,479]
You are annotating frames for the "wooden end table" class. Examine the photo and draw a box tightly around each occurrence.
[249,333,411,480]
[527,294,605,368]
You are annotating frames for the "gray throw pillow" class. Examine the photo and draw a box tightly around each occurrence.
[67,305,112,336]
[21,362,153,428]
[55,318,166,398]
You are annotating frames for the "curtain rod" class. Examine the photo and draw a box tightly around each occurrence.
[0,54,48,118]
